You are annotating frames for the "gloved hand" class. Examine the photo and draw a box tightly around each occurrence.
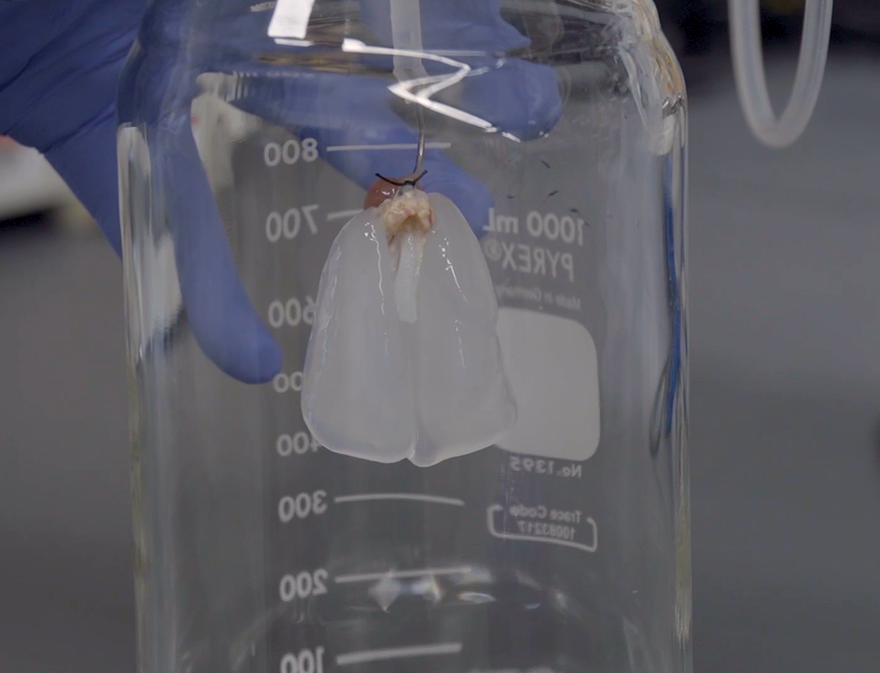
[1,0,562,384]
[0,0,143,252]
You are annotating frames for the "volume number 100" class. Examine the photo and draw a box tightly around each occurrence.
[281,648,325,673]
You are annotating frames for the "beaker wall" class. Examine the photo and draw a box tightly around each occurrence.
[119,2,689,672]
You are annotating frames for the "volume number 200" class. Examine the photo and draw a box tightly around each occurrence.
[279,569,328,602]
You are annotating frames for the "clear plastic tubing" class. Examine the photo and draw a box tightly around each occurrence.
[729,0,834,148]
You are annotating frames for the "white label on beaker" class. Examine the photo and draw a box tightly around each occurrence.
[495,308,600,461]
[268,0,315,40]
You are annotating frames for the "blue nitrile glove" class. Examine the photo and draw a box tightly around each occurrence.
[1,0,562,384]
[0,0,143,253]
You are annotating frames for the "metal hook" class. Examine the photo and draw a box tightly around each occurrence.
[375,170,428,188]
[413,105,426,175]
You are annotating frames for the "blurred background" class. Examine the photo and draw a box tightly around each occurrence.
[1,1,879,672]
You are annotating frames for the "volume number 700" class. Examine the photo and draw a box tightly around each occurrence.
[266,205,320,243]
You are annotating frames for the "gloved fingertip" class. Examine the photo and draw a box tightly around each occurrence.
[257,337,285,384]
[226,338,284,385]
[189,301,283,384]
[159,120,284,385]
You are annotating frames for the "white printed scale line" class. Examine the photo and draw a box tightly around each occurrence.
[325,209,363,222]
[334,566,473,584]
[485,504,598,553]
[325,142,452,152]
[336,642,463,666]
[333,493,465,506]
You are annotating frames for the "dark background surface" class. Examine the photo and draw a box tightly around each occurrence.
[2,4,880,672]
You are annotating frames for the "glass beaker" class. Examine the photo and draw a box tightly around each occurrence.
[118,1,689,672]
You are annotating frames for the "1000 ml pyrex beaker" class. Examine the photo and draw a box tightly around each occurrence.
[118,1,689,672]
